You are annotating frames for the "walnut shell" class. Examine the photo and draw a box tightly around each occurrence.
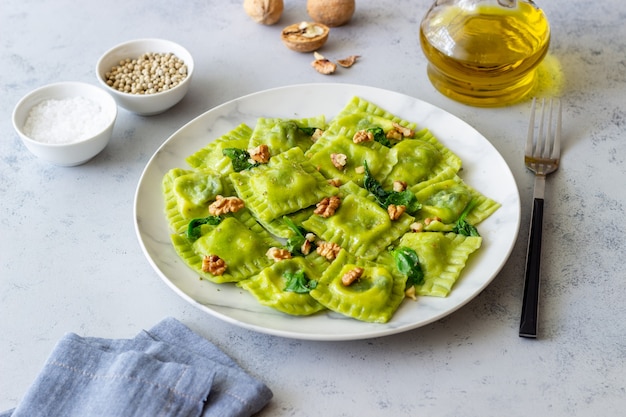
[281,22,330,53]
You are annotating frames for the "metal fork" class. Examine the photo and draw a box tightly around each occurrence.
[519,98,562,338]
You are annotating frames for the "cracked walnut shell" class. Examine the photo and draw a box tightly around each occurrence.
[281,21,329,53]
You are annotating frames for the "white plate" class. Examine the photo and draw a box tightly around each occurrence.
[134,83,521,341]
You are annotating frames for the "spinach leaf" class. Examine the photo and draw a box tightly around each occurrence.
[363,161,421,214]
[368,127,392,148]
[283,270,317,293]
[222,148,259,172]
[297,126,321,136]
[452,200,480,237]
[187,216,222,240]
[363,160,389,205]
[283,216,315,256]
[386,190,422,214]
[392,246,424,287]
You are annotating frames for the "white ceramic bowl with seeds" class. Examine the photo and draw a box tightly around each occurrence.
[96,38,194,116]
[12,81,117,166]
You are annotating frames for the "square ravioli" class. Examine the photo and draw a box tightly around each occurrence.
[163,167,232,234]
[309,249,408,323]
[238,255,329,316]
[186,123,253,174]
[411,175,501,227]
[171,210,281,284]
[302,182,415,261]
[247,116,327,156]
[230,147,338,224]
[396,232,482,297]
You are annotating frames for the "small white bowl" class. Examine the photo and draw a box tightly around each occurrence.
[12,82,117,166]
[96,38,194,116]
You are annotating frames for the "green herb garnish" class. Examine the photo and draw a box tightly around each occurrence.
[452,200,480,237]
[392,246,424,287]
[368,127,392,148]
[187,216,222,240]
[363,161,421,214]
[283,216,315,256]
[297,126,321,136]
[222,148,259,172]
[283,270,317,293]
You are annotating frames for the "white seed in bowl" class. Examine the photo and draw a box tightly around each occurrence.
[23,97,109,144]
[104,52,188,95]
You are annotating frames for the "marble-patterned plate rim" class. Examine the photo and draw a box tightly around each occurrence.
[134,83,521,341]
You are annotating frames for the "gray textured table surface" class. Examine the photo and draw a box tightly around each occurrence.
[1,1,625,415]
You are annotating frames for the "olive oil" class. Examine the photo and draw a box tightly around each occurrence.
[420,0,550,106]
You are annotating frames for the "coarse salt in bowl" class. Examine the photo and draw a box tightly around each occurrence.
[12,81,117,166]
[96,38,194,116]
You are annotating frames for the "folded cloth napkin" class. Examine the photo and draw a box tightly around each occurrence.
[1,317,272,417]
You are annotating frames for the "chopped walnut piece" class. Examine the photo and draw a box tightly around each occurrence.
[386,122,415,141]
[337,55,361,68]
[410,222,424,233]
[327,178,342,187]
[208,195,245,216]
[405,285,417,300]
[341,266,364,286]
[266,247,292,262]
[424,216,442,226]
[330,153,347,169]
[248,144,270,163]
[352,129,374,144]
[354,165,365,174]
[311,128,324,142]
[314,195,341,217]
[386,129,404,141]
[301,240,312,255]
[316,241,341,261]
[311,52,337,75]
[392,180,407,192]
[202,254,227,275]
[387,204,406,220]
[392,122,415,138]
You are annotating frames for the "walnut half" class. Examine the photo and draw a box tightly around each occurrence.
[352,129,374,144]
[341,267,364,286]
[316,241,341,261]
[386,122,415,140]
[202,254,227,275]
[314,195,341,217]
[266,247,292,262]
[209,195,245,216]
[248,144,270,163]
[387,204,406,220]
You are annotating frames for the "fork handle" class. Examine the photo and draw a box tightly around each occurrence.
[519,197,544,338]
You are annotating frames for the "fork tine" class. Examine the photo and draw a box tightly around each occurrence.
[552,99,562,159]
[526,97,536,157]
[544,99,553,159]
[535,98,547,159]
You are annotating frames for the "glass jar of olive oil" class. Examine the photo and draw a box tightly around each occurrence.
[420,0,551,106]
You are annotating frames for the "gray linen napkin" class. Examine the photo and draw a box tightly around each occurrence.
[1,317,272,417]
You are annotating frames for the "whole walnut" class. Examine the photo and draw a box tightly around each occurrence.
[244,0,284,25]
[307,0,355,27]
